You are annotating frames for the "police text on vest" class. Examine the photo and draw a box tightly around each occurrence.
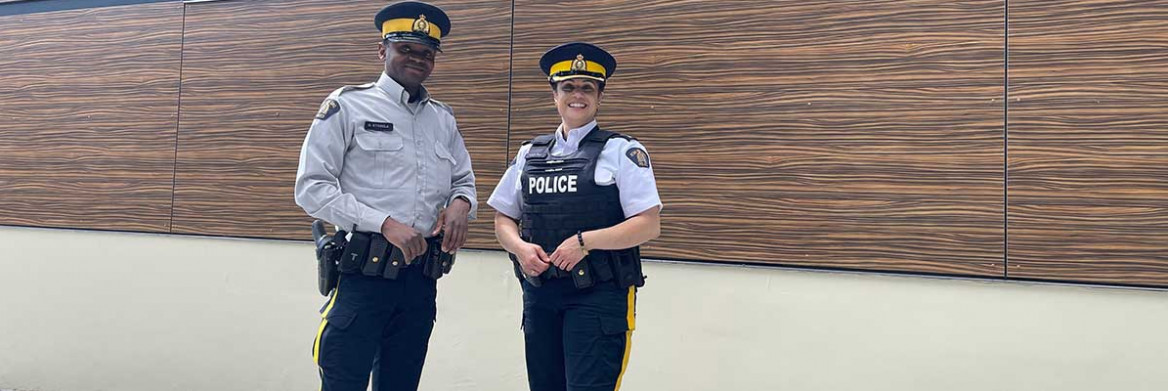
[529,175,578,194]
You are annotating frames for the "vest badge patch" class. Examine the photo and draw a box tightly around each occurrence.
[625,147,650,168]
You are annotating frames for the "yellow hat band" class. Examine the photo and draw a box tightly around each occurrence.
[549,59,607,79]
[382,18,442,40]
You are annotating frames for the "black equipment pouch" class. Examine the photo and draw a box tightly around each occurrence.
[422,250,439,279]
[362,235,388,277]
[613,248,646,288]
[438,250,455,275]
[339,232,370,273]
[570,261,594,289]
[313,220,346,296]
[382,246,406,280]
[421,236,456,280]
[591,254,614,283]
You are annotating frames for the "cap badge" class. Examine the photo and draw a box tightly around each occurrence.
[412,14,430,34]
[570,54,587,72]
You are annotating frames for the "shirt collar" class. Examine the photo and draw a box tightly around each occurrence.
[554,120,598,151]
[376,72,430,106]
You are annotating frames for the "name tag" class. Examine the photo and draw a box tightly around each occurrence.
[364,121,394,132]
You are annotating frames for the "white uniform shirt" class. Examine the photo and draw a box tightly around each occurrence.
[488,120,661,220]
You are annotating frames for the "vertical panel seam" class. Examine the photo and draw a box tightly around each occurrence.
[169,3,186,233]
[1003,0,1010,278]
[504,0,516,167]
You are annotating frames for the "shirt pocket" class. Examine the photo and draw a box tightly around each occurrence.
[354,130,404,152]
[433,143,457,184]
[352,130,407,189]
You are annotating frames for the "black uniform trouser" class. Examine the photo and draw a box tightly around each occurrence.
[313,265,437,391]
[522,277,637,391]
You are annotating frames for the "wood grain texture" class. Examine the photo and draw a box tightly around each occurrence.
[1008,0,1168,287]
[510,0,1005,275]
[0,2,182,232]
[173,0,510,244]
[4,0,1166,288]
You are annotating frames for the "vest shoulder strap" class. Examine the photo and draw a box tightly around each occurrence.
[530,134,555,146]
[525,134,555,160]
[583,127,635,144]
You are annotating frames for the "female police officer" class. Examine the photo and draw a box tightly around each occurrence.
[488,42,662,391]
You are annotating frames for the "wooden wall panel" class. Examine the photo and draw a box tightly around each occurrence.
[0,3,182,232]
[1008,0,1168,287]
[5,0,1167,287]
[510,0,1005,275]
[173,0,511,244]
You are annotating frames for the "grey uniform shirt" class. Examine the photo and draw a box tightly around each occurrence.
[295,73,477,236]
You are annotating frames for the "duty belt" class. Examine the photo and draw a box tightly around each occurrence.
[339,231,455,280]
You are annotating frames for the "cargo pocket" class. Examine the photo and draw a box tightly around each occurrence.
[325,309,357,330]
[599,314,630,336]
[314,300,357,365]
[590,314,632,381]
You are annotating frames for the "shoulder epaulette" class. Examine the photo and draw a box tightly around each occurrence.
[428,98,454,116]
[317,83,375,120]
[338,82,376,95]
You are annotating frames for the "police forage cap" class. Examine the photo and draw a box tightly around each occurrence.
[540,42,617,83]
[375,1,451,50]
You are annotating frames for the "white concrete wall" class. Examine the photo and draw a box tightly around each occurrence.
[2,225,1167,391]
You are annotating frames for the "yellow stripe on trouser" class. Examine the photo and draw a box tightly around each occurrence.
[314,287,340,365]
[614,286,636,391]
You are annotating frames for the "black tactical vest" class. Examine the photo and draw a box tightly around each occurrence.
[519,126,645,289]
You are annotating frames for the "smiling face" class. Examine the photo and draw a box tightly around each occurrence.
[379,41,436,93]
[552,78,603,129]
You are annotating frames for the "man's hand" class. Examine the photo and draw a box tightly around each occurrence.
[515,242,551,277]
[549,235,587,271]
[431,197,471,252]
[382,217,426,261]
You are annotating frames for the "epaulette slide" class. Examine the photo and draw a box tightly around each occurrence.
[339,82,376,95]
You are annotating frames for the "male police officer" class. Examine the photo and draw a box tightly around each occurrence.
[294,2,476,390]
[489,42,662,391]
